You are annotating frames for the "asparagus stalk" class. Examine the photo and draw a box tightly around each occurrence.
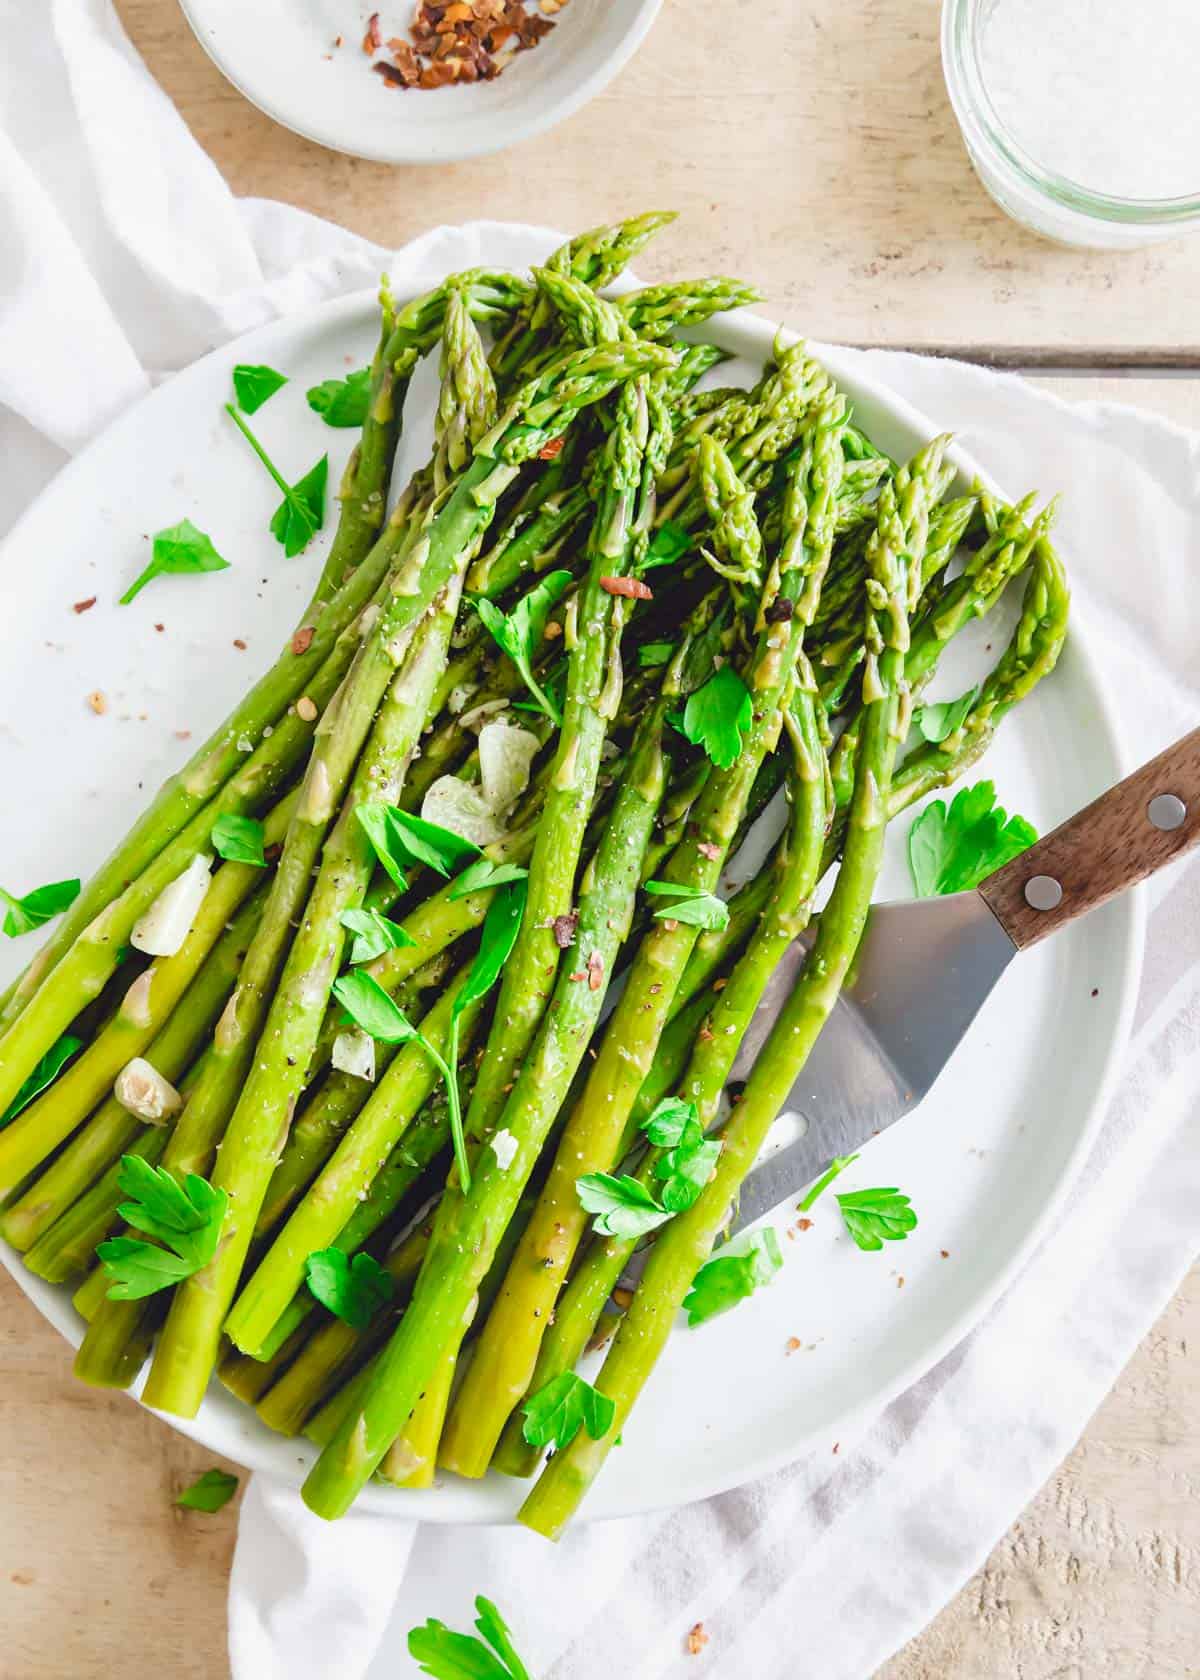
[301,687,669,1518]
[518,433,933,1539]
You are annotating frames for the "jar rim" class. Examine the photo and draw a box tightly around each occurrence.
[941,0,1200,224]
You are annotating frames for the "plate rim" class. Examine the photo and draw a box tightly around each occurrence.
[0,285,1144,1523]
[174,0,664,166]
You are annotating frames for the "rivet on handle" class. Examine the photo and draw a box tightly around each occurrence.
[1024,874,1063,912]
[1148,793,1187,832]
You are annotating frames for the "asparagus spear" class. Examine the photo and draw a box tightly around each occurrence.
[439,409,854,1477]
[301,688,669,1518]
[518,433,934,1539]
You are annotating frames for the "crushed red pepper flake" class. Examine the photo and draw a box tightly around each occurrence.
[686,1623,709,1657]
[599,575,653,600]
[233,638,248,650]
[363,11,384,51]
[538,436,566,460]
[568,969,586,983]
[940,1248,950,1258]
[72,596,97,614]
[552,910,579,949]
[154,622,165,633]
[696,840,721,860]
[796,1216,813,1231]
[586,950,604,991]
[86,690,108,715]
[785,1336,802,1354]
[362,0,563,90]
[291,625,316,656]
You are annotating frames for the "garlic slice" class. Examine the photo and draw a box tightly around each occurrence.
[130,853,212,957]
[332,1029,377,1083]
[478,720,540,813]
[113,1058,183,1124]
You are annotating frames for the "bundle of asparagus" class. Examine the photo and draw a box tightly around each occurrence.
[0,212,1068,1535]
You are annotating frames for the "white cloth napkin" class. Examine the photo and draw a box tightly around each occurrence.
[4,7,1199,1679]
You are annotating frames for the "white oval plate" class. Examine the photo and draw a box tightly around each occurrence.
[177,0,662,165]
[0,292,1141,1523]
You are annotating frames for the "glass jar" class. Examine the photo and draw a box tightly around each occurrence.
[941,0,1200,249]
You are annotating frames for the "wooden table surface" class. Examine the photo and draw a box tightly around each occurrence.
[4,1,1199,1674]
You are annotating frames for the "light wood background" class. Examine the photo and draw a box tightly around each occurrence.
[3,0,1199,1673]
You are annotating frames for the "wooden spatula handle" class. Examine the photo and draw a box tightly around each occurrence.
[980,728,1200,949]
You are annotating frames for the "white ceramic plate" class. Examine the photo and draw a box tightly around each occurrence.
[177,0,662,164]
[0,292,1142,1523]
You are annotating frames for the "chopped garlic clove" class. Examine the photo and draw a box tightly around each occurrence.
[491,1128,519,1170]
[421,776,505,846]
[130,853,212,957]
[113,1058,183,1124]
[478,721,540,812]
[332,1029,376,1083]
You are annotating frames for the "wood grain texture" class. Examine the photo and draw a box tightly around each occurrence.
[981,728,1200,949]
[113,0,1200,364]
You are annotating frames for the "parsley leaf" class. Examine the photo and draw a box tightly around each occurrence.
[797,1152,859,1213]
[837,1187,918,1251]
[211,813,266,867]
[232,364,287,415]
[304,1248,394,1329]
[448,858,529,901]
[637,640,674,670]
[357,802,479,892]
[269,455,329,558]
[225,403,327,558]
[339,907,416,965]
[520,1371,615,1452]
[684,1228,783,1326]
[640,1095,697,1148]
[409,1595,532,1680]
[1,1034,82,1126]
[332,971,424,1044]
[680,665,753,770]
[915,686,978,744]
[474,570,572,723]
[307,367,372,428]
[97,1155,227,1300]
[908,781,1037,898]
[119,518,230,606]
[639,520,691,573]
[576,1172,673,1239]
[1,876,81,937]
[644,880,729,931]
[177,1468,239,1513]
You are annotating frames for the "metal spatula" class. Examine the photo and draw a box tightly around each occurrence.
[727,727,1200,1235]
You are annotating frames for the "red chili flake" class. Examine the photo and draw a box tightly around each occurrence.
[552,911,579,949]
[362,11,383,51]
[686,1624,709,1657]
[263,843,283,864]
[586,951,604,991]
[785,1336,802,1354]
[697,1024,714,1042]
[174,729,191,740]
[72,596,97,614]
[374,59,413,86]
[940,1249,950,1259]
[832,1442,840,1455]
[697,841,721,860]
[568,970,586,983]
[600,576,653,600]
[333,33,344,45]
[712,978,727,993]
[764,596,795,624]
[896,1275,905,1289]
[538,437,565,460]
[154,623,165,633]
[233,638,248,651]
[796,1217,813,1232]
[291,625,315,656]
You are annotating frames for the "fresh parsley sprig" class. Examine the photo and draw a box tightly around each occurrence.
[1,876,81,937]
[448,857,529,901]
[357,801,480,894]
[908,780,1037,898]
[575,1172,672,1239]
[211,813,267,867]
[520,1370,615,1453]
[638,519,691,573]
[307,367,371,428]
[409,1595,532,1680]
[644,880,729,931]
[97,1156,228,1300]
[119,519,230,606]
[232,363,287,415]
[224,401,328,558]
[1,1034,82,1126]
[304,1248,394,1329]
[338,906,416,965]
[837,1187,918,1251]
[673,664,753,769]
[683,1227,783,1326]
[474,570,572,723]
[444,879,527,1191]
[914,685,977,744]
[642,1095,720,1212]
[797,1152,859,1213]
[177,1468,239,1512]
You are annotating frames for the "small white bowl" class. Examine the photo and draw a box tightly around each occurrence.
[177,0,663,164]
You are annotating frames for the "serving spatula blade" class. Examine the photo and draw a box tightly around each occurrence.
[728,892,1017,1235]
